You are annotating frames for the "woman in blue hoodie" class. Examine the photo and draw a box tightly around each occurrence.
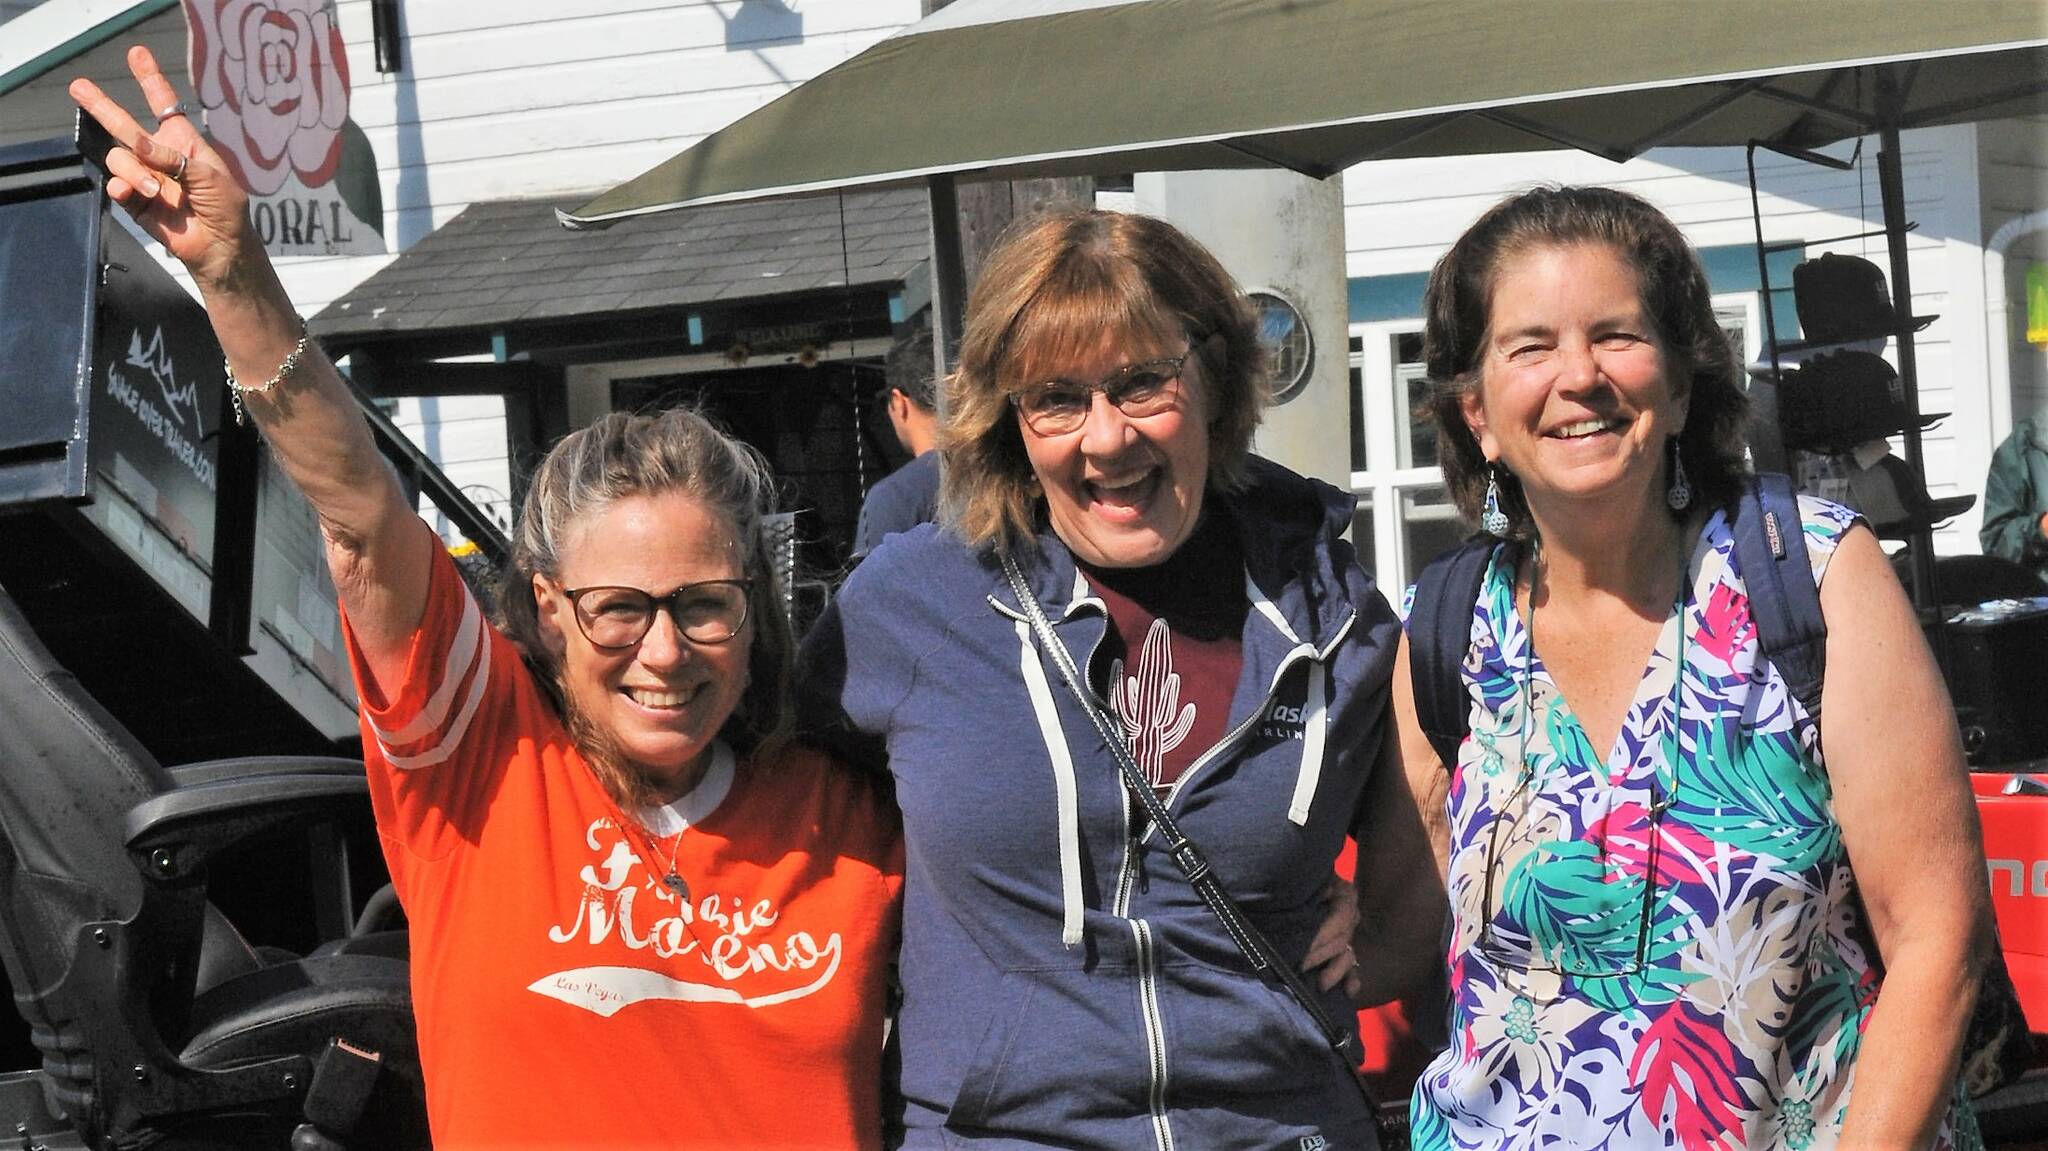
[801,209,1432,1148]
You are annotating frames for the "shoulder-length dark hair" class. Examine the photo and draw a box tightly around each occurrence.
[1421,184,1750,538]
[939,208,1268,554]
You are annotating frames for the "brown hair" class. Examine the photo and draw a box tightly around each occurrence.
[1420,185,1750,538]
[497,407,793,808]
[939,208,1268,554]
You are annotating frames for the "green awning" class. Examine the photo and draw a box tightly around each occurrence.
[564,0,2048,226]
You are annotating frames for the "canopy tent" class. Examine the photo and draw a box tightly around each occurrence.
[562,0,2047,223]
[562,0,2048,610]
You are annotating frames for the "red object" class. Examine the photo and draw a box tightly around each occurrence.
[1975,772,2048,1035]
[1336,839,1437,1098]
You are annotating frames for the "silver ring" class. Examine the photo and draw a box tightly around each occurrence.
[154,101,189,121]
[171,153,188,183]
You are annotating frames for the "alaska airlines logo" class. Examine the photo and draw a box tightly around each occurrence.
[530,818,843,1017]
[1989,859,2048,897]
[126,328,200,432]
[1110,619,1196,788]
[1259,699,1308,743]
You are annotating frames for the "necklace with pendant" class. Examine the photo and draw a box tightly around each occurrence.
[639,820,690,902]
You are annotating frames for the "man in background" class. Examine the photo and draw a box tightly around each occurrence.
[853,318,941,558]
[1981,416,2048,584]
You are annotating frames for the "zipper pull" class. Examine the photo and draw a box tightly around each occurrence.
[1131,824,1149,894]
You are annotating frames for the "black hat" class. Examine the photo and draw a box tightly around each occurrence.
[1846,454,1975,539]
[1782,253,1934,351]
[1775,350,1945,455]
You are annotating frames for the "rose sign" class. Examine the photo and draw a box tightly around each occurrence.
[185,0,350,197]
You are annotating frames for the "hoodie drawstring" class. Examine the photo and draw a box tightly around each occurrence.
[1015,618,1087,948]
[1286,661,1328,826]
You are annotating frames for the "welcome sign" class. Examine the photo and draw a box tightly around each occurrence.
[181,0,385,256]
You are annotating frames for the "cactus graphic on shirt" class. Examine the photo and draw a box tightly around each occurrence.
[1109,619,1197,786]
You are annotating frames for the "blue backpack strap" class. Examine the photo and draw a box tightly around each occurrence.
[1407,538,1499,770]
[1730,473,1827,719]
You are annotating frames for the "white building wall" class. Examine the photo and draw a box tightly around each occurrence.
[1341,125,1994,558]
[384,394,517,534]
[281,0,923,313]
[7,1,923,540]
[278,0,914,536]
[6,2,920,311]
[1977,116,2048,428]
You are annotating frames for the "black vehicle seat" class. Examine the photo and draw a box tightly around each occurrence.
[0,580,428,1149]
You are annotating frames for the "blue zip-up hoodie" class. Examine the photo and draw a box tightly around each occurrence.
[799,456,1402,1150]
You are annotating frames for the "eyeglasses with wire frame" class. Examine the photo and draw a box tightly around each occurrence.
[562,580,754,649]
[1009,353,1190,436]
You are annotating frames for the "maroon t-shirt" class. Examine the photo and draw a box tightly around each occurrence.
[1080,512,1248,791]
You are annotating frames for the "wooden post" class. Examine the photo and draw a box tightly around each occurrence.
[917,2,1092,389]
[956,177,1097,287]
[927,173,968,385]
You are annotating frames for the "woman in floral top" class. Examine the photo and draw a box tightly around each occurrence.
[1368,186,1992,1148]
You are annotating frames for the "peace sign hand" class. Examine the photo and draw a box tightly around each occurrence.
[69,45,269,299]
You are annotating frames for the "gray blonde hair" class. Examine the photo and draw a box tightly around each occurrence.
[499,407,793,804]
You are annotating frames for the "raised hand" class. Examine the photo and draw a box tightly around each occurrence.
[69,45,265,296]
[68,43,429,665]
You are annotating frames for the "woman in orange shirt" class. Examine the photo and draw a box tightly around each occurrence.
[75,48,901,1150]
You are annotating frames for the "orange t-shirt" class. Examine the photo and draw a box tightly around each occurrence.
[342,546,902,1150]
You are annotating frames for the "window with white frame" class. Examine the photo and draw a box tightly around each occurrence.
[1349,322,1463,594]
[1712,293,1764,365]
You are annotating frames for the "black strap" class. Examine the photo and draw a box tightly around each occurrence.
[1411,475,1824,766]
[1729,473,1826,719]
[998,554,1380,1113]
[1407,537,1501,769]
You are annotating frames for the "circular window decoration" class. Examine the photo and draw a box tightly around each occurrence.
[1249,289,1314,405]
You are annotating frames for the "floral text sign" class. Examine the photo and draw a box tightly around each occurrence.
[183,0,385,256]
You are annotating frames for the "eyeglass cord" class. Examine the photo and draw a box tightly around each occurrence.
[1485,538,1692,977]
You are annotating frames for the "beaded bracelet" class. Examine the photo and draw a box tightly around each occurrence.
[225,318,310,426]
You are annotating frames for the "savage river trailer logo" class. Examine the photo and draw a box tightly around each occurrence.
[105,327,218,494]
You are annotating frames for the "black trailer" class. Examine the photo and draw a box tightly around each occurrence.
[0,131,474,1149]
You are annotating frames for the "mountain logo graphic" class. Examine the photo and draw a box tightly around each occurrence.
[127,328,201,432]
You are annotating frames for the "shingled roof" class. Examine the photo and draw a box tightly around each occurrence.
[312,187,930,341]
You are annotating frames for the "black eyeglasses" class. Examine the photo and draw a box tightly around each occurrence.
[562,580,753,649]
[1009,353,1190,436]
[1473,768,1672,993]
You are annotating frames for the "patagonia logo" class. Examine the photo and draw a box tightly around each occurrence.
[1298,1136,1329,1151]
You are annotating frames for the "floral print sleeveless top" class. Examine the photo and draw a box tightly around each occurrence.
[1409,497,1978,1149]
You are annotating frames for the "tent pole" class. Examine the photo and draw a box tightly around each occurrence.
[1874,69,1944,629]
[927,173,969,396]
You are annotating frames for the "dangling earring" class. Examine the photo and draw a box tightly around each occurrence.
[1481,465,1511,536]
[1666,440,1693,512]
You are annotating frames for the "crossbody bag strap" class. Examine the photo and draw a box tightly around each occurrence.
[999,554,1379,1107]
